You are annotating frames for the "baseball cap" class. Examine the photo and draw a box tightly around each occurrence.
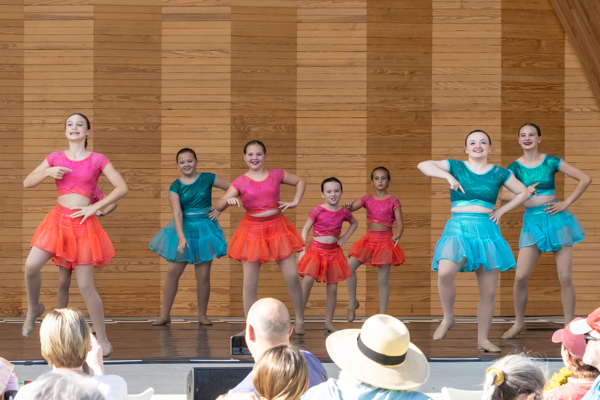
[570,307,600,336]
[553,318,587,359]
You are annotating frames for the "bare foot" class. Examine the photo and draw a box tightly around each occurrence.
[433,319,455,341]
[324,323,338,333]
[22,303,45,337]
[198,316,213,326]
[294,321,305,335]
[152,315,171,326]
[501,323,526,339]
[478,340,501,353]
[347,301,360,323]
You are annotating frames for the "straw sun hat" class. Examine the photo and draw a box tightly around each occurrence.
[326,314,430,391]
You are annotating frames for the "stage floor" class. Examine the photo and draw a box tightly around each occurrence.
[1,316,563,363]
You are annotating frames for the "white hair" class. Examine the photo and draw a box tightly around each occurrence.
[26,371,107,400]
[482,355,547,400]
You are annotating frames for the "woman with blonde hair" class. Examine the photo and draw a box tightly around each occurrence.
[483,354,546,400]
[253,344,308,400]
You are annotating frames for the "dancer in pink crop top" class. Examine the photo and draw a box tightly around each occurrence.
[216,140,307,334]
[344,166,406,322]
[23,113,129,356]
[298,177,358,332]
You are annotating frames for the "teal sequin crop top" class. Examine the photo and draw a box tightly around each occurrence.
[169,173,216,214]
[507,154,562,198]
[448,159,512,209]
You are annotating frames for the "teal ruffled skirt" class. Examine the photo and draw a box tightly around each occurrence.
[519,202,584,252]
[432,213,516,272]
[149,211,227,264]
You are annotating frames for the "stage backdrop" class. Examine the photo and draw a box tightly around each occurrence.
[1,0,598,318]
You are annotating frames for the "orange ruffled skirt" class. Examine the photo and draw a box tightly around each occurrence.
[227,211,304,263]
[298,240,351,283]
[348,229,405,267]
[30,203,114,270]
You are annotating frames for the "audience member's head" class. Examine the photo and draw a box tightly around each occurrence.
[40,309,90,368]
[570,307,600,369]
[25,371,106,400]
[326,314,430,391]
[553,318,599,380]
[483,355,546,400]
[252,344,308,400]
[245,298,293,361]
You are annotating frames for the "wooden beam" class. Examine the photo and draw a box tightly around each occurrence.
[550,0,600,108]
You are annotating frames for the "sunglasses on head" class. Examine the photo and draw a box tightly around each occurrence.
[584,334,600,344]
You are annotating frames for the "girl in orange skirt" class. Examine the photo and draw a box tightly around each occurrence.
[344,167,405,322]
[23,113,128,356]
[216,140,307,334]
[298,177,358,332]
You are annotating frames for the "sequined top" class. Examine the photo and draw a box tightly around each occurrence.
[46,151,110,199]
[309,206,354,238]
[169,173,216,214]
[447,159,512,209]
[231,169,285,213]
[359,194,401,228]
[507,154,562,197]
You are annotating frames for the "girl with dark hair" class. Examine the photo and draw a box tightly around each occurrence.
[215,140,307,334]
[501,123,591,339]
[149,148,230,326]
[298,177,358,332]
[344,166,405,322]
[22,113,129,356]
[418,130,529,352]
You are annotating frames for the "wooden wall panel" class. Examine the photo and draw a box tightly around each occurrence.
[500,0,565,316]
[296,0,367,317]
[367,0,432,316]
[431,0,502,316]
[0,1,24,317]
[93,0,162,316]
[161,1,232,317]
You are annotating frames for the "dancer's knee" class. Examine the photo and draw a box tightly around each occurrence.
[558,270,574,287]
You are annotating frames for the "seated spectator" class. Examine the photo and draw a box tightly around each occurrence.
[545,318,599,400]
[253,344,308,400]
[15,308,127,400]
[483,354,546,400]
[570,306,600,400]
[228,298,327,395]
[303,314,432,400]
[18,370,107,400]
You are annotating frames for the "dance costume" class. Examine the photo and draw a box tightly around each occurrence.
[149,173,227,263]
[432,160,516,272]
[227,169,304,263]
[508,154,585,252]
[297,206,353,283]
[30,151,114,270]
[348,194,405,267]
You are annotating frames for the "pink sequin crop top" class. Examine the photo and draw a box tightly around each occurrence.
[309,206,353,238]
[231,169,285,213]
[360,194,401,227]
[46,151,110,199]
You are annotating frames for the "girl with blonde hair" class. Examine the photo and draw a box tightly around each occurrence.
[253,344,309,400]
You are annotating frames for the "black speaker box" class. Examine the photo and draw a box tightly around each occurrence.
[187,366,254,400]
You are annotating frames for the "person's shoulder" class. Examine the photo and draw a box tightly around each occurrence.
[92,374,128,398]
[228,371,255,394]
[302,378,340,400]
[300,349,322,364]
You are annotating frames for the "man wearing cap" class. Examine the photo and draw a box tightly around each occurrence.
[303,314,432,400]
[570,307,600,400]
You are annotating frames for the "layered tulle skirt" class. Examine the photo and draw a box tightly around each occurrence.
[348,229,405,267]
[227,211,304,263]
[298,240,351,283]
[519,203,585,252]
[432,213,516,272]
[30,203,114,270]
[149,212,227,264]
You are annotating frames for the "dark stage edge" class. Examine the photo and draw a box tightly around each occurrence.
[1,317,563,364]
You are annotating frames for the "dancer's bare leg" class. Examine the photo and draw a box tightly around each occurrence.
[346,257,361,321]
[378,264,391,314]
[194,261,212,325]
[301,275,315,310]
[434,258,465,340]
[325,283,338,332]
[23,247,53,337]
[153,261,188,326]
[57,267,72,309]
[502,246,540,339]
[555,245,575,325]
[476,267,501,352]
[74,264,111,355]
[242,260,261,318]
[276,254,305,335]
